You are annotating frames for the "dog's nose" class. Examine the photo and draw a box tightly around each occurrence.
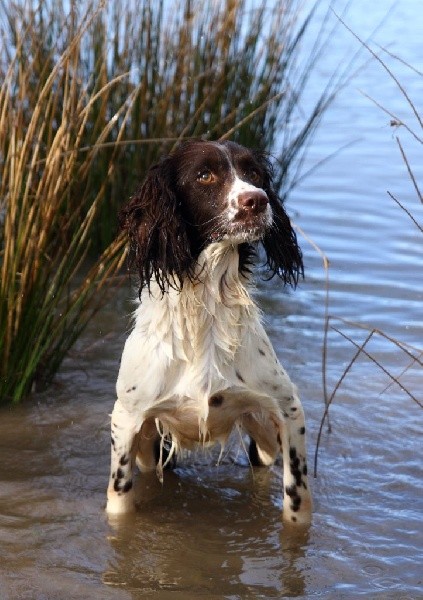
[238,191,268,214]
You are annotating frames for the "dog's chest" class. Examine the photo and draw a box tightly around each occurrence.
[117,245,265,422]
[147,278,254,387]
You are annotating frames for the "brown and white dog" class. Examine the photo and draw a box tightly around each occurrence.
[107,140,312,525]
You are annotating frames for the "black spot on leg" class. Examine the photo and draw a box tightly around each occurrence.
[119,454,129,466]
[122,480,133,493]
[114,478,133,494]
[285,484,297,497]
[299,426,305,435]
[292,456,300,470]
[291,516,297,523]
[209,394,224,407]
[113,460,132,494]
[289,446,303,487]
[258,348,266,356]
[111,436,115,447]
[285,483,302,512]
[277,433,282,446]
[303,465,308,476]
[291,496,302,512]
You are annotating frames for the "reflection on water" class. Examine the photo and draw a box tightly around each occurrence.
[1,1,422,598]
[104,466,310,598]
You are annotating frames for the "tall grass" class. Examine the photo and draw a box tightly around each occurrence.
[0,0,338,403]
[0,2,129,402]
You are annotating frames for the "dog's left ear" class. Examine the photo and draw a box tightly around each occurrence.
[118,157,194,295]
[255,152,304,286]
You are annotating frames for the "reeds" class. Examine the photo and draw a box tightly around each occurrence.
[0,2,129,402]
[0,0,337,403]
[313,25,423,475]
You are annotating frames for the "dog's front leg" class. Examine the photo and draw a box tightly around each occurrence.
[245,387,313,525]
[106,399,139,514]
[238,326,313,525]
[276,390,313,526]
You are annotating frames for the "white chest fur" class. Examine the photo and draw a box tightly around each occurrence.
[116,243,268,428]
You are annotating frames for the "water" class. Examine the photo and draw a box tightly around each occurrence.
[1,1,422,598]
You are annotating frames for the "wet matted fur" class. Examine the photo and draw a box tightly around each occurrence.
[107,140,312,525]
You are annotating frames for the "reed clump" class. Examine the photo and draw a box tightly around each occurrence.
[0,0,336,403]
[0,3,129,402]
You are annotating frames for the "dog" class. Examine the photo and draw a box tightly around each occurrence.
[107,139,312,525]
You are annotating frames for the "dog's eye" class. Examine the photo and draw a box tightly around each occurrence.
[248,170,261,184]
[197,169,216,184]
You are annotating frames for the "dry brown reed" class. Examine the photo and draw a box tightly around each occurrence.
[0,3,130,401]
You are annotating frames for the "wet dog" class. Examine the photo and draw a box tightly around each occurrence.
[107,140,312,525]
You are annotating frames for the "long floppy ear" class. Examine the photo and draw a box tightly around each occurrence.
[255,153,304,286]
[118,159,194,295]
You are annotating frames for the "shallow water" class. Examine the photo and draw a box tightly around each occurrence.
[1,1,422,599]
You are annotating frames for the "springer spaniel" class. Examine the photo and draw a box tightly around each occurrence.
[107,140,312,525]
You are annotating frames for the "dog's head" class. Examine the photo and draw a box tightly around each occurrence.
[119,140,303,293]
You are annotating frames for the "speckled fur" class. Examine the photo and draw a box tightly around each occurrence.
[107,141,312,525]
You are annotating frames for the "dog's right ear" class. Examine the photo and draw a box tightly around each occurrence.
[119,159,194,295]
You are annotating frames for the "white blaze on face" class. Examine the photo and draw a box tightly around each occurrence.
[226,175,272,226]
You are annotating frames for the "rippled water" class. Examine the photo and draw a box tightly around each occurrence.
[1,1,422,599]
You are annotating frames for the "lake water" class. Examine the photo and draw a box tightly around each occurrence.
[0,1,422,598]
